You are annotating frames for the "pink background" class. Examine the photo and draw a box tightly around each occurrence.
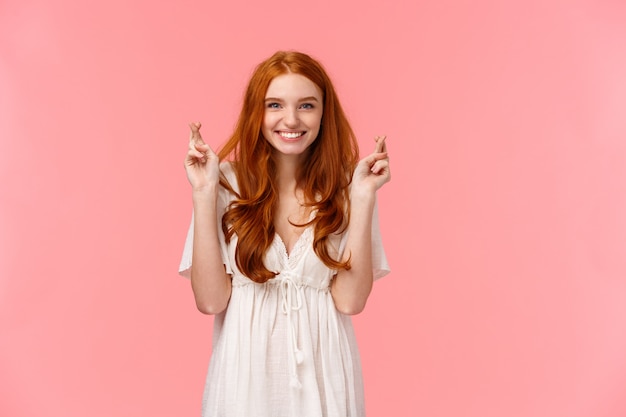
[2,0,626,416]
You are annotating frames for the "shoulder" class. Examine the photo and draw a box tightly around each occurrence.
[219,161,240,196]
[219,161,235,180]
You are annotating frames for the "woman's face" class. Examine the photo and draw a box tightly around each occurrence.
[262,73,323,159]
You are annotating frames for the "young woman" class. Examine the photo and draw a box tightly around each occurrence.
[180,50,391,417]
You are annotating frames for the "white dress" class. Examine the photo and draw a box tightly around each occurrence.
[179,163,390,417]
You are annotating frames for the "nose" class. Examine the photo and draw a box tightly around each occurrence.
[284,108,298,128]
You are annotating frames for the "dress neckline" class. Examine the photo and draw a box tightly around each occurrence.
[274,209,317,259]
[274,225,313,260]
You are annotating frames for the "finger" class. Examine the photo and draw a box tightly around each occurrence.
[194,139,218,161]
[186,147,207,161]
[370,159,390,175]
[358,153,385,175]
[374,135,387,153]
[185,154,206,168]
[368,151,388,163]
[188,121,205,146]
[194,142,210,153]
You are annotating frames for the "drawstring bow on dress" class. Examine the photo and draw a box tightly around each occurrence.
[278,271,304,389]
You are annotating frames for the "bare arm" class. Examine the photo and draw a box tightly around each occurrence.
[331,136,390,315]
[185,122,231,314]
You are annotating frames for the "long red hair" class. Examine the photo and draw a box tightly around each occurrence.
[218,50,359,283]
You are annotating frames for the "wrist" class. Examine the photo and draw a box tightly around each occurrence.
[349,192,376,217]
[349,188,376,204]
[192,184,219,201]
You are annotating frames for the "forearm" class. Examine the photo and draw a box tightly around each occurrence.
[190,186,232,314]
[331,191,376,315]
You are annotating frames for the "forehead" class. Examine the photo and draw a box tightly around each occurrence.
[265,73,322,99]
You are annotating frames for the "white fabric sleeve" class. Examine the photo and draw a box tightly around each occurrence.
[370,199,390,280]
[178,188,233,278]
[338,197,390,281]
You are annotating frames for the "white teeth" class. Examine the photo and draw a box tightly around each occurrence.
[280,131,304,139]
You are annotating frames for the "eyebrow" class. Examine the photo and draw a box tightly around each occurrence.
[264,96,320,102]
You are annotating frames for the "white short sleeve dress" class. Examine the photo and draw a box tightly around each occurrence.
[179,163,390,417]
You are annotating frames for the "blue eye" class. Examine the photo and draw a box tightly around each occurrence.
[266,102,281,109]
[300,103,314,109]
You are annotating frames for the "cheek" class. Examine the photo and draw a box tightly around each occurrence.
[304,111,322,126]
[261,116,272,140]
[265,110,285,123]
[311,114,323,131]
[262,114,274,132]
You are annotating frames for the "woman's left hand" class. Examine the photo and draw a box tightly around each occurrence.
[352,135,391,195]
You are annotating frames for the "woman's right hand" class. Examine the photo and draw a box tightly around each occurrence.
[184,122,220,191]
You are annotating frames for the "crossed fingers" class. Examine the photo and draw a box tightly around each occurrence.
[187,122,210,163]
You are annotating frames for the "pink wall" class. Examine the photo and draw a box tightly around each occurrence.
[2,0,626,416]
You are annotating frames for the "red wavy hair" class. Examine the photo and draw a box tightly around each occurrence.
[217,50,359,283]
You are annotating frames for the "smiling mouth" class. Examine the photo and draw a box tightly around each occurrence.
[278,131,305,139]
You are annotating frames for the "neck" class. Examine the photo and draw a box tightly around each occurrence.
[274,153,304,194]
